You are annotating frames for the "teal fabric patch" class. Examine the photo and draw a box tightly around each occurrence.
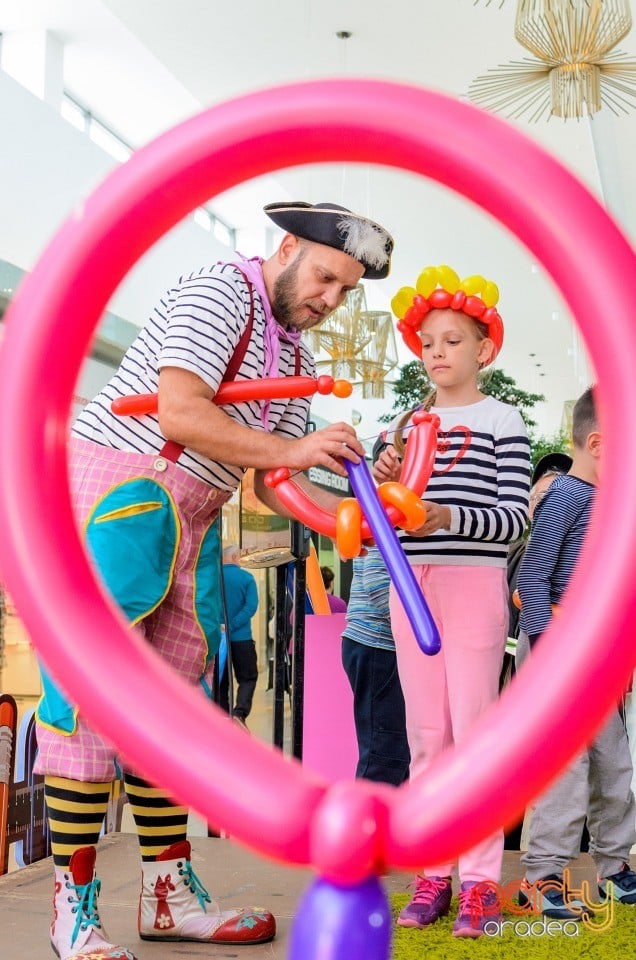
[37,663,76,734]
[194,518,222,664]
[85,478,179,624]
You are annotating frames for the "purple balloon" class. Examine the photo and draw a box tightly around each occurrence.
[289,876,392,960]
[346,458,441,655]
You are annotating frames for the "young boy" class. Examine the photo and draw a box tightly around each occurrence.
[517,386,636,919]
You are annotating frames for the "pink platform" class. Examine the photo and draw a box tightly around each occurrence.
[302,613,358,782]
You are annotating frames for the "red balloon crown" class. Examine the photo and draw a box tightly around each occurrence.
[391,265,504,362]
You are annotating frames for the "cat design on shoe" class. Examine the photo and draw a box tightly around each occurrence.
[397,875,452,928]
[598,863,636,905]
[51,846,137,960]
[138,840,276,944]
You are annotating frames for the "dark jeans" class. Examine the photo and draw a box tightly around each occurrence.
[220,639,258,720]
[341,636,410,787]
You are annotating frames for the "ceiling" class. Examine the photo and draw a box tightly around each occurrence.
[2,0,635,435]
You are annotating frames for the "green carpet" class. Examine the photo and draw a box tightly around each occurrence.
[391,893,636,958]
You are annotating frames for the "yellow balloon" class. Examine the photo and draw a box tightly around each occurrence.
[458,274,485,296]
[415,267,438,299]
[436,264,461,293]
[481,281,500,307]
[391,286,417,318]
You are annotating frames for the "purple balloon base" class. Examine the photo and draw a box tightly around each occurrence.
[289,875,392,960]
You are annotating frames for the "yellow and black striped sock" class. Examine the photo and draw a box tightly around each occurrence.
[44,776,111,868]
[123,773,188,861]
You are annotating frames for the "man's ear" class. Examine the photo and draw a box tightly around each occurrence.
[278,233,300,266]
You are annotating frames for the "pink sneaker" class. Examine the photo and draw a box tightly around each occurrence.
[452,881,502,939]
[397,875,452,928]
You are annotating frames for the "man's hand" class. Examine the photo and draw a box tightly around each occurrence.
[287,422,364,477]
[409,501,451,537]
[372,446,401,483]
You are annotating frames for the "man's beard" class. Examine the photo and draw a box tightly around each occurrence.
[271,256,327,331]
[271,258,303,330]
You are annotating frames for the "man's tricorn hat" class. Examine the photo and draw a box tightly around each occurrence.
[264,201,393,280]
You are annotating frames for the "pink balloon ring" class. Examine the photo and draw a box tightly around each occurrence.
[0,79,635,877]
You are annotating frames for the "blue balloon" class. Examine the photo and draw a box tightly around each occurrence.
[346,458,441,655]
[289,876,392,960]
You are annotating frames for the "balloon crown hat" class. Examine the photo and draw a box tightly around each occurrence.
[391,265,504,362]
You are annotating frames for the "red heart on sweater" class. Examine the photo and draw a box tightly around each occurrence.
[434,425,472,475]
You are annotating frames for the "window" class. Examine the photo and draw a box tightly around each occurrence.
[60,92,235,246]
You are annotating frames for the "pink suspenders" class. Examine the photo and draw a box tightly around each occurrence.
[158,266,300,464]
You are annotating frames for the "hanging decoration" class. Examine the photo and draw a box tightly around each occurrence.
[307,286,398,398]
[469,0,636,120]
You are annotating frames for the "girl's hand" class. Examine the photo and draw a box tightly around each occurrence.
[372,446,402,483]
[410,501,451,537]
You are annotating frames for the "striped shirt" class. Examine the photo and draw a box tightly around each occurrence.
[72,263,315,490]
[517,474,594,639]
[342,547,396,650]
[386,396,530,567]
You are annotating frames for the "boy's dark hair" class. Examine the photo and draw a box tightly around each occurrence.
[571,386,597,448]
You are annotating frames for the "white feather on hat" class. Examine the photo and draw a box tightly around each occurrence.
[337,216,391,272]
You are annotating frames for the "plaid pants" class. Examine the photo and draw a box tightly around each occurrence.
[35,438,230,782]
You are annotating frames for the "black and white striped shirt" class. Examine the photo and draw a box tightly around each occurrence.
[73,263,315,489]
[518,474,594,639]
[387,397,530,567]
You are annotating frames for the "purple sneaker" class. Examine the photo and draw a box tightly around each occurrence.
[452,881,502,939]
[397,875,452,928]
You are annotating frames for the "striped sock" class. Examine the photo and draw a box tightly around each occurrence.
[123,773,188,861]
[44,776,111,868]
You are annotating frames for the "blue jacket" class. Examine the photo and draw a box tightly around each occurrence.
[221,563,258,642]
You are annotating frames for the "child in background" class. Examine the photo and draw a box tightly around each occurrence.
[517,386,636,917]
[320,565,347,613]
[375,266,530,938]
[341,487,410,786]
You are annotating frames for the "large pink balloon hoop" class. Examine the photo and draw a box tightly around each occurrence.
[0,79,635,879]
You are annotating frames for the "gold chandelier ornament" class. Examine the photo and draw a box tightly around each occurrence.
[307,285,398,398]
[469,0,636,120]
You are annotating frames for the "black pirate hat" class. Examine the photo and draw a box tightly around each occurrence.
[264,201,393,280]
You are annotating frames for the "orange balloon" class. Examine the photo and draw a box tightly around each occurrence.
[333,379,353,398]
[306,543,331,615]
[336,498,363,560]
[378,482,427,531]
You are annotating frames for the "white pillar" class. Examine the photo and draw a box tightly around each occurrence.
[0,30,64,109]
[588,109,636,244]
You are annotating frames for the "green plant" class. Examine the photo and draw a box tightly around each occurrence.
[381,362,544,430]
[528,430,572,473]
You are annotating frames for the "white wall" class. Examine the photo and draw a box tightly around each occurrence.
[0,69,231,326]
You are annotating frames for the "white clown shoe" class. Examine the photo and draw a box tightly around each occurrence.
[138,840,276,944]
[51,845,137,959]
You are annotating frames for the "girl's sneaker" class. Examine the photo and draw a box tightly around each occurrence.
[452,881,502,939]
[397,875,452,928]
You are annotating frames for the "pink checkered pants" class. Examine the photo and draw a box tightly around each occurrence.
[35,438,231,782]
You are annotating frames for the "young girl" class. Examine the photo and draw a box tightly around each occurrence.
[375,265,531,939]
